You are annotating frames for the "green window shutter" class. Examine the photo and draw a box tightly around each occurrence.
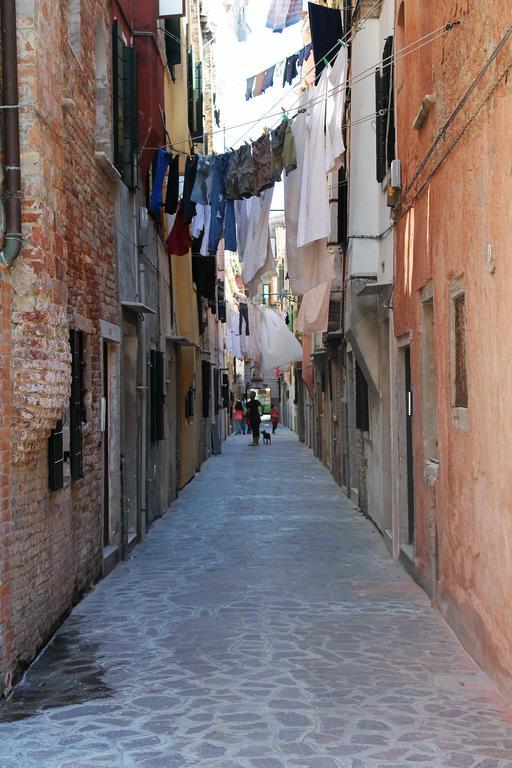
[69,329,83,481]
[113,21,125,175]
[150,350,165,442]
[195,61,203,137]
[112,21,138,188]
[375,36,395,183]
[122,44,138,189]
[48,419,64,492]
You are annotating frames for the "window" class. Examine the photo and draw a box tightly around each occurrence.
[185,386,195,421]
[375,36,395,183]
[150,349,165,442]
[355,361,369,432]
[48,330,85,491]
[112,20,138,188]
[187,49,203,139]
[454,295,468,408]
[68,0,81,59]
[201,361,211,418]
[95,21,111,155]
[165,17,182,75]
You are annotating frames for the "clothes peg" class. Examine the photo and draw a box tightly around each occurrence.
[338,38,346,47]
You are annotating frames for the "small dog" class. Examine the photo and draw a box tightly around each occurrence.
[261,430,271,445]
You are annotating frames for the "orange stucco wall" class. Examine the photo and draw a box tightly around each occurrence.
[393,1,512,693]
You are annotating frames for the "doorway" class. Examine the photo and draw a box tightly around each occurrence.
[403,345,415,546]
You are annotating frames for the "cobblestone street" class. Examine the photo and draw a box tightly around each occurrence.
[1,430,511,768]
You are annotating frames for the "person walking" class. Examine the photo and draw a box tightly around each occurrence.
[270,404,280,434]
[233,399,244,434]
[246,390,263,446]
[241,395,247,434]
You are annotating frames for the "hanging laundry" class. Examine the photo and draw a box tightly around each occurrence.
[164,152,179,215]
[191,154,214,205]
[234,199,249,259]
[308,1,343,83]
[282,54,299,86]
[149,147,172,216]
[266,0,303,33]
[297,43,312,67]
[259,306,302,374]
[297,69,331,247]
[261,65,276,93]
[251,133,274,196]
[271,118,297,181]
[182,154,198,224]
[167,200,192,256]
[209,154,237,254]
[325,44,348,173]
[245,75,255,100]
[191,203,212,257]
[226,144,254,200]
[296,281,331,334]
[241,187,275,295]
[283,99,335,295]
[253,72,265,97]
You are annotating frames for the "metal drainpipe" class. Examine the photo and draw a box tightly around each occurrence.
[0,0,22,270]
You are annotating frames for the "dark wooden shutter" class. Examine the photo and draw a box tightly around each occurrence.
[201,361,210,418]
[217,280,226,323]
[165,17,181,69]
[113,21,137,188]
[150,350,165,442]
[375,36,395,183]
[48,419,64,492]
[188,51,203,138]
[337,166,348,246]
[123,44,138,189]
[214,368,220,414]
[355,361,369,432]
[113,21,125,176]
[69,329,83,481]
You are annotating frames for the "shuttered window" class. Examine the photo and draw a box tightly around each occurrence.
[48,420,64,492]
[355,361,369,432]
[150,349,165,442]
[221,374,229,409]
[113,21,138,188]
[375,35,395,183]
[165,17,181,71]
[187,50,203,139]
[201,361,211,418]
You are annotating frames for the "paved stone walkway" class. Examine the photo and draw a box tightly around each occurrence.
[1,430,512,768]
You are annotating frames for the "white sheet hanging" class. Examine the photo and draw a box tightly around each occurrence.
[297,69,331,248]
[296,281,331,334]
[241,187,275,296]
[325,46,348,173]
[284,111,335,295]
[259,305,303,373]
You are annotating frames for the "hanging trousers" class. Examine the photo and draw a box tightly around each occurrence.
[239,303,250,335]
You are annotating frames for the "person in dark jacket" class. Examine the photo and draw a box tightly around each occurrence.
[246,391,263,446]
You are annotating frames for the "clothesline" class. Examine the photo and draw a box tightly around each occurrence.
[141,22,456,155]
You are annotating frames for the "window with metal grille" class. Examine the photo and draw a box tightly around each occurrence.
[69,329,84,481]
[112,20,138,188]
[48,419,64,492]
[454,295,468,408]
[375,35,395,183]
[49,331,84,490]
[355,361,369,432]
[150,349,165,442]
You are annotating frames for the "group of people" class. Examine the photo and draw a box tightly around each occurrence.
[232,392,280,447]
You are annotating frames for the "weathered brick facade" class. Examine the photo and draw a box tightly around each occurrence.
[1,0,117,687]
[0,277,12,695]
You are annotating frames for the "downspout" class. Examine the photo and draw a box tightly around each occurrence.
[0,0,22,269]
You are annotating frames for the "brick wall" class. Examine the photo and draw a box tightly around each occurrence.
[0,276,12,696]
[5,0,117,681]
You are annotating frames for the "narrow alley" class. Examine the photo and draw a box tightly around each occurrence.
[1,431,511,768]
